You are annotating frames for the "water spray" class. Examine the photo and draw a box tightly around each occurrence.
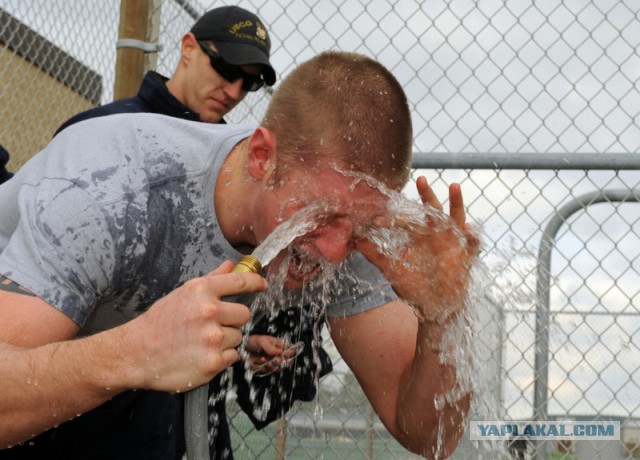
[184,255,262,460]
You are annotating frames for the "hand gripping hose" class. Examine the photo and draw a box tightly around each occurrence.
[184,255,262,459]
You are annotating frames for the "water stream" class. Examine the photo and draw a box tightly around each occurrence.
[217,178,505,458]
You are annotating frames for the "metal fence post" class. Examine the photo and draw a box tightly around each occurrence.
[534,188,640,459]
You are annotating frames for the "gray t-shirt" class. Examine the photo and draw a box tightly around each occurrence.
[0,113,395,335]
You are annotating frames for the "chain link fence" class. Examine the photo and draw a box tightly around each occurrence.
[1,1,639,459]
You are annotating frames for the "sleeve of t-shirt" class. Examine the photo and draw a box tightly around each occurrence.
[324,252,398,318]
[0,178,116,326]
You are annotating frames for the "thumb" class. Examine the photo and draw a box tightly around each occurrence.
[355,239,387,268]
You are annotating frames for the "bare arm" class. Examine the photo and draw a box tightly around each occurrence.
[329,302,467,458]
[0,262,265,447]
[334,178,479,458]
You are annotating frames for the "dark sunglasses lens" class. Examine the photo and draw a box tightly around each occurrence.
[242,76,264,92]
[209,57,238,81]
[199,42,265,92]
[211,57,264,92]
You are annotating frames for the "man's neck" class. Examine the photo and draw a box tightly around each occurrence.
[214,138,256,249]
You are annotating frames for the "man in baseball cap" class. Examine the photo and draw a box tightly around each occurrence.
[56,5,277,134]
[191,5,276,86]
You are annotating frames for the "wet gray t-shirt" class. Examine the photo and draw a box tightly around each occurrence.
[0,113,396,335]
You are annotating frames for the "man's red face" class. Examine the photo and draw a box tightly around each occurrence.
[252,164,390,289]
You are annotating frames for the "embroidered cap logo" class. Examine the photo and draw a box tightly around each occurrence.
[256,22,267,41]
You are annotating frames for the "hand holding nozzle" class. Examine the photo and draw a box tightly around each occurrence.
[122,260,266,393]
[184,255,264,460]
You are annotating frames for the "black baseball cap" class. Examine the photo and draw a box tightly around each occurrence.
[191,6,276,86]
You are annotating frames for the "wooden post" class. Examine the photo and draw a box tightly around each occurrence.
[114,0,152,101]
[365,403,375,459]
[144,0,162,73]
[275,416,287,460]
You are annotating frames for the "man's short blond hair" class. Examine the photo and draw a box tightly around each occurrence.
[262,51,412,190]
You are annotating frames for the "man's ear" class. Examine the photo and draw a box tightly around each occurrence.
[181,32,198,63]
[247,127,276,180]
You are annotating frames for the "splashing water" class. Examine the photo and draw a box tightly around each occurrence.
[226,170,506,458]
[251,201,332,267]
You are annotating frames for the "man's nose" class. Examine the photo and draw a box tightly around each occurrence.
[313,219,353,263]
[224,79,244,101]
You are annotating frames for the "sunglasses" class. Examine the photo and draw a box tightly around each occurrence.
[197,41,265,92]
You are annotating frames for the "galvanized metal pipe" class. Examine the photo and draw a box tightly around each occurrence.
[412,152,640,170]
[533,188,640,459]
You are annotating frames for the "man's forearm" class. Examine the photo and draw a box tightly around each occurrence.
[0,329,135,448]
[329,302,470,459]
[395,319,471,459]
[0,268,258,448]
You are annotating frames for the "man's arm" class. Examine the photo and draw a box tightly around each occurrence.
[0,263,264,448]
[329,301,467,458]
[0,277,131,447]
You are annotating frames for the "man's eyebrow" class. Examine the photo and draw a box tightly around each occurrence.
[0,275,37,297]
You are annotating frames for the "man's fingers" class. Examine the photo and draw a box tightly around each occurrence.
[203,269,268,300]
[260,337,286,356]
[246,334,285,356]
[216,301,251,327]
[416,176,443,211]
[220,348,241,367]
[220,325,244,349]
[417,177,468,228]
[448,183,466,227]
[281,343,300,358]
